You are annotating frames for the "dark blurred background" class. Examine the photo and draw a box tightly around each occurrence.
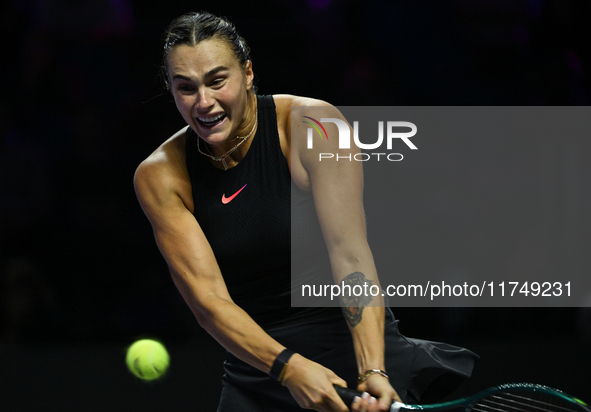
[1,0,590,410]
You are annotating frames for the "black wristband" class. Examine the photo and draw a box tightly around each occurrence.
[269,349,295,382]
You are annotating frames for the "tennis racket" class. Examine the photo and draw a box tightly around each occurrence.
[334,383,590,412]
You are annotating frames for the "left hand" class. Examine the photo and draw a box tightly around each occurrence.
[350,374,401,412]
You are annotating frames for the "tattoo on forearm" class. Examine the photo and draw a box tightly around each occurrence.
[340,272,374,327]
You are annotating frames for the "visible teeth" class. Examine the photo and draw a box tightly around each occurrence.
[198,113,225,122]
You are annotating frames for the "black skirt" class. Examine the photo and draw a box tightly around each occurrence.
[217,308,478,411]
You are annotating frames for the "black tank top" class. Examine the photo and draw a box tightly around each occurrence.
[186,95,338,328]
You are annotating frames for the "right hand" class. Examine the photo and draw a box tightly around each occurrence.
[353,373,401,412]
[281,354,350,412]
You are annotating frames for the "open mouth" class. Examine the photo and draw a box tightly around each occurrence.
[197,113,227,128]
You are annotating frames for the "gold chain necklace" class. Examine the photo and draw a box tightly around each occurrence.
[197,108,258,170]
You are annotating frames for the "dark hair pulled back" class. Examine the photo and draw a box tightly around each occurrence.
[161,11,254,92]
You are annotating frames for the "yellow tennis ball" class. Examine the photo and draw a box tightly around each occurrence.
[126,339,170,380]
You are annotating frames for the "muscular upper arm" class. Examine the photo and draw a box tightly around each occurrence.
[134,150,232,319]
[291,100,385,317]
[293,103,369,265]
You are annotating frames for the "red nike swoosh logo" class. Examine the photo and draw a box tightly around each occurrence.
[222,184,247,204]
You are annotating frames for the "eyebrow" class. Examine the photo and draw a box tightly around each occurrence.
[205,66,230,77]
[171,66,230,82]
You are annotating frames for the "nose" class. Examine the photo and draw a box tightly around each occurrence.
[195,87,215,112]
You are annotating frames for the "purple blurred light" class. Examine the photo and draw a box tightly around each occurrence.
[567,50,583,73]
[308,0,332,10]
[526,0,544,20]
[513,24,530,46]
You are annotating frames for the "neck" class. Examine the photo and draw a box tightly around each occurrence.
[233,92,257,140]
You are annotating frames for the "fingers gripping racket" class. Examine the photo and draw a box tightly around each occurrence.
[334,383,590,412]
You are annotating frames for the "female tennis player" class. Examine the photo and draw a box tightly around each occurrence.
[134,11,477,412]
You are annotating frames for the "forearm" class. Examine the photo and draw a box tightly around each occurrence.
[340,272,386,374]
[148,213,286,375]
[347,306,386,373]
[330,246,387,374]
[171,271,285,375]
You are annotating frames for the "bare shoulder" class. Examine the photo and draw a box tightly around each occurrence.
[272,94,330,106]
[135,126,188,187]
[134,126,194,214]
[272,94,335,143]
[273,94,332,116]
[271,95,340,190]
[274,94,343,129]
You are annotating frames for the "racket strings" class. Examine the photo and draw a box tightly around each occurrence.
[470,392,583,412]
